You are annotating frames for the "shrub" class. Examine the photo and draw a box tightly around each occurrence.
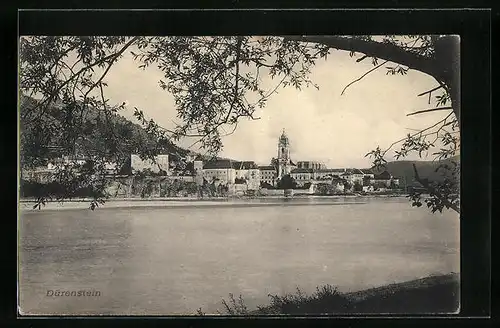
[197,275,460,315]
[315,183,335,195]
[260,181,274,189]
[209,285,351,316]
[221,293,249,315]
[353,181,363,192]
[262,285,350,315]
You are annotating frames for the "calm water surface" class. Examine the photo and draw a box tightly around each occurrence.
[18,198,460,315]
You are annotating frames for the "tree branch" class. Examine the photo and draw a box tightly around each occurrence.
[23,37,140,126]
[341,60,388,95]
[284,36,440,79]
[356,55,369,62]
[406,106,453,117]
[417,84,446,97]
[412,164,460,214]
[382,112,453,156]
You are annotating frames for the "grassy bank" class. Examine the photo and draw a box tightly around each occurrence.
[199,273,459,315]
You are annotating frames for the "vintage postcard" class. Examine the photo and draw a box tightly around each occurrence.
[18,35,460,316]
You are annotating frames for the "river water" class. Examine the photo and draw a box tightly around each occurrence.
[18,197,460,315]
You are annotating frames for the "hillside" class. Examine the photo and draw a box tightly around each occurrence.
[19,95,221,170]
[381,156,460,187]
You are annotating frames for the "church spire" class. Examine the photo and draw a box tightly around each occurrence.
[277,128,291,179]
[279,128,288,144]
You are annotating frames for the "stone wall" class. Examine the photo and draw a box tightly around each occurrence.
[104,175,199,198]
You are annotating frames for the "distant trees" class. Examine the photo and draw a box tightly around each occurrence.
[260,181,274,189]
[353,181,363,192]
[315,183,335,196]
[302,182,312,190]
[372,181,388,191]
[343,181,353,192]
[276,174,296,190]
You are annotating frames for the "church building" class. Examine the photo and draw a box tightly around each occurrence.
[276,129,297,179]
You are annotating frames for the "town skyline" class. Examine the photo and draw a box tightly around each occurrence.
[95,42,450,168]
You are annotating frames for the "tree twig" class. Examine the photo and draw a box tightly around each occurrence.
[406,106,453,116]
[341,60,389,95]
[23,37,139,127]
[417,84,446,97]
[356,55,369,62]
[382,112,453,156]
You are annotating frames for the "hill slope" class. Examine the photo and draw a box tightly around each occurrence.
[19,95,226,170]
[383,156,460,187]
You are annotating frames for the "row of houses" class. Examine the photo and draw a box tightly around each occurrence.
[26,153,399,192]
[260,166,398,188]
[191,157,399,191]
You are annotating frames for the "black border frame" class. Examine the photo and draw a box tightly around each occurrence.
[5,6,492,327]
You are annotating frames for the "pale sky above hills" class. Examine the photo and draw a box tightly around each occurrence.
[91,40,451,168]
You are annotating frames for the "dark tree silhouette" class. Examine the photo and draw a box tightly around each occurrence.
[277,174,296,190]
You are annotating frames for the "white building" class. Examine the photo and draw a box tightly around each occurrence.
[370,171,397,187]
[351,168,365,184]
[202,159,237,185]
[361,169,375,179]
[131,154,169,174]
[234,161,261,190]
[258,166,276,187]
[290,168,314,186]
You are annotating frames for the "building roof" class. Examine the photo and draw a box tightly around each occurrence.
[258,165,276,171]
[291,168,314,173]
[316,168,344,173]
[340,168,365,175]
[279,129,289,145]
[203,159,234,169]
[233,161,259,170]
[361,169,374,174]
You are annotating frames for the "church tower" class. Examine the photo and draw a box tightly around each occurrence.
[277,129,292,179]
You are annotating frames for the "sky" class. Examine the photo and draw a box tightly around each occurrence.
[94,38,450,168]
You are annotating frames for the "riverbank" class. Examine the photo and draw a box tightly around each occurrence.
[18,195,409,211]
[212,272,460,315]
